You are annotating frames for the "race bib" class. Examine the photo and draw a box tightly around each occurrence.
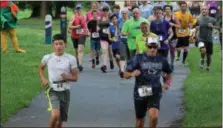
[159,36,163,41]
[120,35,127,39]
[102,28,109,34]
[76,28,83,34]
[51,83,68,92]
[138,86,153,97]
[92,32,99,38]
[178,29,186,33]
[210,9,216,14]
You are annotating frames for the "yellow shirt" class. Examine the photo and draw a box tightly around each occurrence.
[174,11,194,37]
[136,32,157,54]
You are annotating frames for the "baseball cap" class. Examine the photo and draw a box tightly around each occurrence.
[102,6,109,11]
[75,4,82,9]
[146,37,159,45]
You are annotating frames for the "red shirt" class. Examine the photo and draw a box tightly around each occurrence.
[71,13,87,39]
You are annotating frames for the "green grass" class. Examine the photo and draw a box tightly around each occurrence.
[183,44,222,127]
[1,21,90,122]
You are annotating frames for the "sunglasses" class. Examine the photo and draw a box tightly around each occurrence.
[147,45,158,49]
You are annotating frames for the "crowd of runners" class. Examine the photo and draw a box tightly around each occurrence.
[39,1,222,128]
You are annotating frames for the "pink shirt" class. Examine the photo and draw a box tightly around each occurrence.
[86,10,102,22]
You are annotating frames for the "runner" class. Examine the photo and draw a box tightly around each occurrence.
[139,1,154,19]
[87,10,101,68]
[120,37,172,128]
[39,34,78,128]
[86,2,102,23]
[113,4,122,20]
[174,1,194,66]
[108,14,121,71]
[68,4,87,72]
[150,6,173,58]
[195,5,219,72]
[98,6,114,73]
[122,7,149,59]
[136,22,157,54]
[164,5,180,71]
[118,8,130,74]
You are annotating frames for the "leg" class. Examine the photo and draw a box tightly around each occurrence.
[100,40,109,73]
[90,39,96,68]
[50,109,60,128]
[175,38,182,61]
[199,47,206,69]
[8,28,25,53]
[182,36,190,65]
[182,46,189,65]
[108,45,114,69]
[95,39,101,65]
[206,42,213,71]
[71,38,79,66]
[1,30,8,52]
[134,99,148,128]
[77,36,86,71]
[147,96,161,128]
[170,39,177,66]
[148,108,159,128]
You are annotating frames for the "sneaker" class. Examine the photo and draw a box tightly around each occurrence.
[206,67,210,72]
[92,59,95,68]
[101,65,107,73]
[96,56,99,65]
[182,62,189,67]
[110,60,114,69]
[200,59,204,69]
[78,65,83,72]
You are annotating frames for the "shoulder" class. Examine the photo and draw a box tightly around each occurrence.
[149,32,158,37]
[63,53,76,61]
[43,53,54,59]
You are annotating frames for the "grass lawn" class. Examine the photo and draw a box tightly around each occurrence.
[183,44,222,127]
[1,19,90,123]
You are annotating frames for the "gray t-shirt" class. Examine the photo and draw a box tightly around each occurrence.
[41,53,77,91]
[196,16,216,42]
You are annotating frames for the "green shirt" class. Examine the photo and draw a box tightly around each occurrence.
[121,17,149,50]
[136,32,157,54]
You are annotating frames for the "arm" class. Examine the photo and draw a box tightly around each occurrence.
[39,63,48,86]
[108,27,114,42]
[167,27,173,41]
[61,68,79,82]
[171,15,181,28]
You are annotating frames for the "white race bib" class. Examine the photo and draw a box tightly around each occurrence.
[102,28,109,34]
[76,28,83,34]
[51,83,68,92]
[159,36,163,41]
[120,35,127,39]
[92,32,99,38]
[178,29,186,33]
[138,86,153,97]
[210,9,216,14]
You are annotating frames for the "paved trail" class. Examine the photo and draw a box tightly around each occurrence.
[4,55,189,127]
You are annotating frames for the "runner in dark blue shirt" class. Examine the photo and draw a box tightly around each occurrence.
[120,37,172,128]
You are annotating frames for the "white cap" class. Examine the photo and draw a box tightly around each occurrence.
[146,37,159,45]
[198,42,205,48]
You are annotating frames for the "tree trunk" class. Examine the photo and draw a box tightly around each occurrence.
[30,3,40,18]
[40,1,47,19]
[54,2,64,19]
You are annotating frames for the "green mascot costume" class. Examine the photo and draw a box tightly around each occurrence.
[1,0,25,53]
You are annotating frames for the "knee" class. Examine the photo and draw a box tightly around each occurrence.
[149,114,158,122]
[51,109,60,120]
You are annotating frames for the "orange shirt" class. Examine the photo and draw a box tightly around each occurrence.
[174,11,193,37]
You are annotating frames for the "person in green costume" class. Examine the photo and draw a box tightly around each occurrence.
[1,0,25,53]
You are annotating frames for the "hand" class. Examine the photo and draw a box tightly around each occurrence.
[61,73,70,81]
[41,78,48,87]
[208,23,213,28]
[131,70,141,77]
[162,83,169,90]
[76,25,81,28]
[164,40,169,44]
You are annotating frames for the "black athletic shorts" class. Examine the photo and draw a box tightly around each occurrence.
[112,48,120,57]
[176,36,190,48]
[134,96,161,119]
[71,36,86,49]
[202,41,213,55]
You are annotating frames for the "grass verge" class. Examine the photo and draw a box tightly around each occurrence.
[183,44,222,127]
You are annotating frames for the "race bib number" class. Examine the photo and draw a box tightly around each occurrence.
[159,36,163,41]
[121,35,127,39]
[52,83,67,91]
[76,28,83,34]
[138,86,153,97]
[178,29,186,33]
[92,32,99,38]
[102,28,109,34]
[210,9,216,14]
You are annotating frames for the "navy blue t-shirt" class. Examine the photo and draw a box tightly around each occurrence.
[126,53,172,99]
